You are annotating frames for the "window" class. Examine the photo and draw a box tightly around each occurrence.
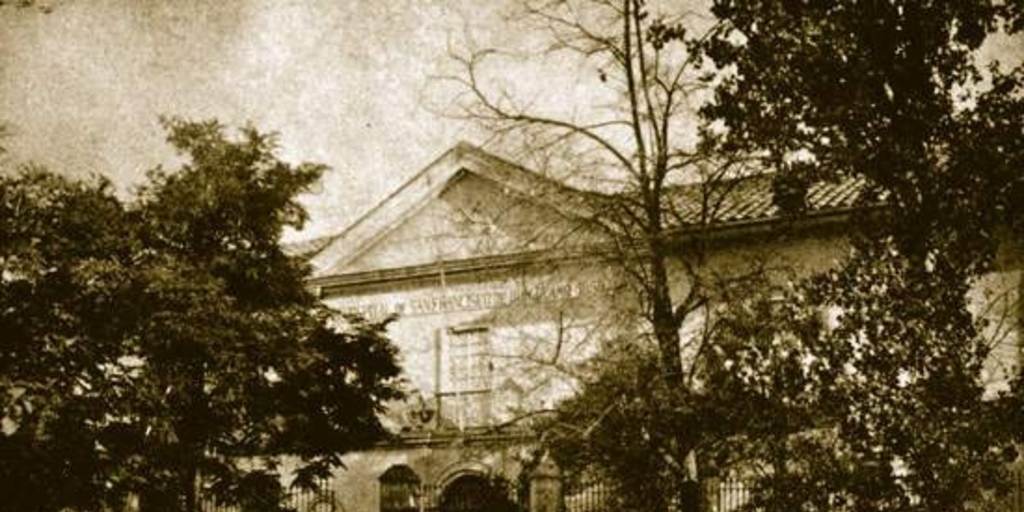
[438,326,492,428]
[380,465,420,512]
[447,326,491,393]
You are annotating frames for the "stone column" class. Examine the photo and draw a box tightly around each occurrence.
[530,453,562,512]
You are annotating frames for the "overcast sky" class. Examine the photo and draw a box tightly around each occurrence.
[0,0,520,240]
[1,1,1020,241]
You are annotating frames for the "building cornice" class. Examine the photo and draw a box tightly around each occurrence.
[311,205,875,298]
[374,427,538,450]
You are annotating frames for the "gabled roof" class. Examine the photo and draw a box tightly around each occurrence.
[285,142,594,276]
[284,143,871,276]
[282,232,337,259]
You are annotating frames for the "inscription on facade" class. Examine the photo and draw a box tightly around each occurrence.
[332,277,614,318]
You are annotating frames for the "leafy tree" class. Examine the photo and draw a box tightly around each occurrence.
[699,276,844,512]
[0,119,403,512]
[704,244,1016,512]
[0,169,137,511]
[699,1,1024,510]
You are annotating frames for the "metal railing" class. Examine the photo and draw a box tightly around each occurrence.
[200,487,336,512]
[707,478,752,512]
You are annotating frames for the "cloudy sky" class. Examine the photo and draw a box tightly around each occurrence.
[1,1,1020,241]
[0,0,523,239]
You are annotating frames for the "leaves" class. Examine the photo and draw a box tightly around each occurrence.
[700,1,1023,510]
[0,119,403,512]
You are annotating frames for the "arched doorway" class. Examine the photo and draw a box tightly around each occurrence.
[439,474,520,512]
[380,465,421,512]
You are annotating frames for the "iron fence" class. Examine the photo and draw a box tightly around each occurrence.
[200,487,336,512]
[563,478,615,512]
[200,464,1024,512]
[708,478,752,512]
[556,473,1024,512]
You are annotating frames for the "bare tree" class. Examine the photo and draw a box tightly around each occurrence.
[429,1,782,508]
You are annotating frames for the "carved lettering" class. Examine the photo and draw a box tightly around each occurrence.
[332,277,614,319]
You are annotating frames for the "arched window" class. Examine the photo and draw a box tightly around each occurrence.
[380,465,421,512]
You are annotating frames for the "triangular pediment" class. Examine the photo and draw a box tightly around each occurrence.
[306,143,592,278]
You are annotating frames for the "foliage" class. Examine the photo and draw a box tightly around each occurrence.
[699,1,1024,510]
[704,238,1015,512]
[0,169,136,511]
[700,277,844,512]
[0,119,403,512]
[704,0,1024,257]
[547,336,697,512]
[448,0,1024,510]
[548,335,675,507]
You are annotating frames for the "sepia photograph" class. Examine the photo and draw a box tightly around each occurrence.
[1,1,1023,511]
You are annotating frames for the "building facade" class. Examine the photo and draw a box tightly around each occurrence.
[287,143,1023,512]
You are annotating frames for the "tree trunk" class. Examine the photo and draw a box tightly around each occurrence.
[648,248,702,510]
[182,464,198,512]
[650,252,684,387]
[181,363,205,512]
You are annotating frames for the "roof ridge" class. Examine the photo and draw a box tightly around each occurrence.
[287,143,594,254]
[285,144,874,262]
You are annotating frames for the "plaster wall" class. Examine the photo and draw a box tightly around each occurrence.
[329,441,530,512]
[340,173,585,275]
[315,175,1022,512]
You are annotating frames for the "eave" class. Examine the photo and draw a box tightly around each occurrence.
[310,204,877,298]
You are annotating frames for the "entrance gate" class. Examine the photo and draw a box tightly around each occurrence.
[439,475,521,512]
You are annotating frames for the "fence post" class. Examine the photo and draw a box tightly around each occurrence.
[530,453,562,512]
[701,476,719,512]
[681,479,700,512]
